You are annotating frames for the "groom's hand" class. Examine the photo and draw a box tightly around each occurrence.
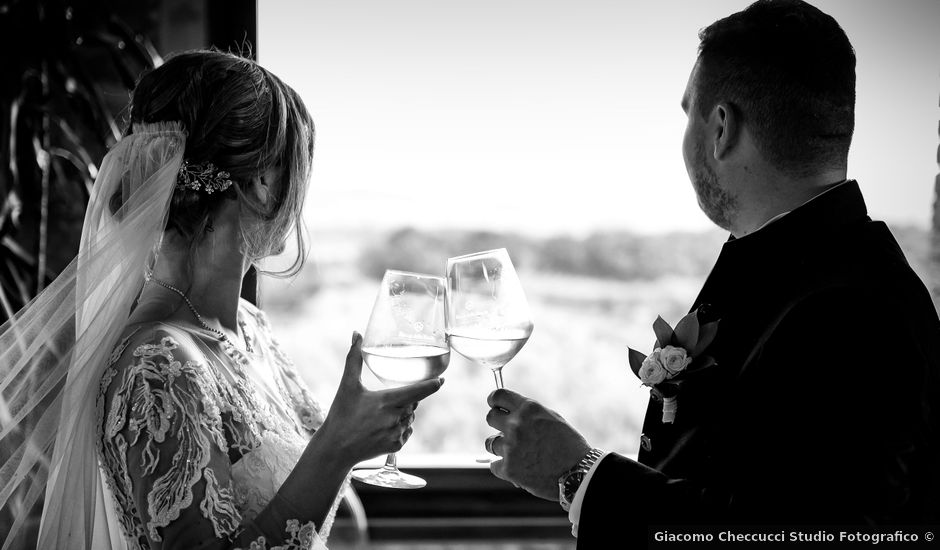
[485,388,591,501]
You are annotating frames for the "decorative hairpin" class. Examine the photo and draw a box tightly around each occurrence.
[176,159,234,194]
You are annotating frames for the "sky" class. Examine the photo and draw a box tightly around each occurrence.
[258,0,940,236]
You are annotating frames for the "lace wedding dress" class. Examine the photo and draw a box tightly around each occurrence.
[97,299,344,550]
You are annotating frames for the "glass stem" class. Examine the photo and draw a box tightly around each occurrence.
[492,368,504,389]
[383,452,398,470]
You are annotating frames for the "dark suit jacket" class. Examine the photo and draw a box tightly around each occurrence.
[578,181,940,548]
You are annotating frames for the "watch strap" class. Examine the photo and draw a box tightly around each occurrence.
[558,447,604,512]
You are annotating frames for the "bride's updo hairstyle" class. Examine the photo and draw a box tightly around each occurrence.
[124,49,314,276]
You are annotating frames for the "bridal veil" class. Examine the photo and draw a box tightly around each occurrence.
[0,121,186,549]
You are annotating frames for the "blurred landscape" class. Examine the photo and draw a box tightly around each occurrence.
[261,225,937,463]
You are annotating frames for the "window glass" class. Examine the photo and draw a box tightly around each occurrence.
[258,0,940,461]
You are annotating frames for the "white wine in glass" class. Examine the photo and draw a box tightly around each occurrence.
[361,345,450,387]
[353,270,449,489]
[445,248,533,461]
[446,327,531,377]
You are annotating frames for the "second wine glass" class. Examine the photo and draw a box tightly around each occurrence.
[445,249,533,461]
[353,270,449,489]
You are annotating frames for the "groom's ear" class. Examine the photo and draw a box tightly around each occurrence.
[710,102,738,161]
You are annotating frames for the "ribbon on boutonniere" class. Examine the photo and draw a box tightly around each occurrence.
[628,307,719,424]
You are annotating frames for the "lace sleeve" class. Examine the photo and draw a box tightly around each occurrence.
[98,329,322,550]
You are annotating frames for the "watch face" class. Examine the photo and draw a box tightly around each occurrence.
[564,471,586,499]
[559,449,602,511]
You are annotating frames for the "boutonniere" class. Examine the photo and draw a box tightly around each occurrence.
[628,307,719,424]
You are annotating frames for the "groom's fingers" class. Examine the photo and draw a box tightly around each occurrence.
[484,433,505,456]
[487,388,526,411]
[485,404,510,431]
[489,456,507,481]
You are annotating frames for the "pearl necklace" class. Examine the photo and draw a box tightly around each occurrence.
[146,277,253,353]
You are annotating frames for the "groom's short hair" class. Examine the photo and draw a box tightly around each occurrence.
[694,0,856,177]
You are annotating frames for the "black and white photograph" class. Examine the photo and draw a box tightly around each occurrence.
[1,0,938,549]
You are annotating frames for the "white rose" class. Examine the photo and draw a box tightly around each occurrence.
[661,345,692,376]
[638,350,668,386]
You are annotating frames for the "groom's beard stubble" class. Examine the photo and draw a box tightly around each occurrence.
[691,142,737,233]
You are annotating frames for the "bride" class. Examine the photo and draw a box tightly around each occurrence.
[0,50,443,549]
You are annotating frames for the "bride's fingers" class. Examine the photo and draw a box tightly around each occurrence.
[384,377,444,406]
[398,411,416,427]
[390,427,413,450]
[340,332,363,387]
[388,410,414,429]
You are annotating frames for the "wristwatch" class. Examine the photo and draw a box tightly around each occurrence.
[558,448,604,512]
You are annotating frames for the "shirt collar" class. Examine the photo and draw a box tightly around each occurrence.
[721,179,869,261]
[750,179,850,234]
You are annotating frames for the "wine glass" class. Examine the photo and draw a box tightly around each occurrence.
[352,270,450,489]
[445,248,533,462]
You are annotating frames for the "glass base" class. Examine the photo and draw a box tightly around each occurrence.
[475,452,499,464]
[351,466,426,489]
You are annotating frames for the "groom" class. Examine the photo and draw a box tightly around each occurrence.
[484,0,940,546]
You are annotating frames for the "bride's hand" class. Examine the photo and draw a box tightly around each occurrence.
[317,332,444,466]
